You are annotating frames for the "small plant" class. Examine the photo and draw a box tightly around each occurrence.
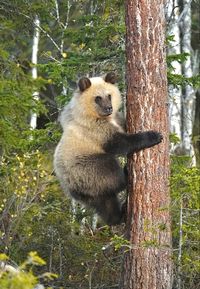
[0,252,57,289]
[110,234,131,251]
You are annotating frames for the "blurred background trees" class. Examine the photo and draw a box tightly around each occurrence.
[0,0,199,288]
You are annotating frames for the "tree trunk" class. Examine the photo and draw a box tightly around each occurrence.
[30,15,40,130]
[120,1,172,289]
[165,1,182,148]
[192,90,200,167]
[180,0,196,161]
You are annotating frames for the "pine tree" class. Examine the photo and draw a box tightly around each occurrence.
[120,1,172,288]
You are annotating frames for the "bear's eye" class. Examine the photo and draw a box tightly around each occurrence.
[108,94,111,101]
[95,96,102,103]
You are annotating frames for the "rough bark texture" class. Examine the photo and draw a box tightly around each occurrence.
[120,1,172,289]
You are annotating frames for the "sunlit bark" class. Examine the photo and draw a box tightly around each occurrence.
[30,15,40,130]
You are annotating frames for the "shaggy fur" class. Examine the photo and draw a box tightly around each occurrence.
[54,72,163,225]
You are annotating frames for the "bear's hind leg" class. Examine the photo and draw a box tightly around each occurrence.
[90,195,125,226]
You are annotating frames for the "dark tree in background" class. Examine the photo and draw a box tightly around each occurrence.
[120,1,173,289]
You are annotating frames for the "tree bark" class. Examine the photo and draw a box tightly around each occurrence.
[120,1,172,289]
[192,90,200,167]
[30,15,40,130]
[180,0,196,161]
[165,1,182,148]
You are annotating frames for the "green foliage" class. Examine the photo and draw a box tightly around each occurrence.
[0,270,37,289]
[167,52,200,88]
[169,133,181,145]
[170,155,200,288]
[168,72,200,88]
[0,48,47,153]
[110,234,130,251]
[0,252,57,289]
[166,35,200,88]
[0,151,60,256]
[0,150,122,288]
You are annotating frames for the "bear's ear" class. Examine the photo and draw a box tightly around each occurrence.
[105,72,117,84]
[78,77,91,92]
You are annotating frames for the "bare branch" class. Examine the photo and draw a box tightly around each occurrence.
[60,0,72,54]
[54,0,60,21]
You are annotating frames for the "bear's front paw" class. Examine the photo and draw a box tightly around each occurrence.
[148,131,163,145]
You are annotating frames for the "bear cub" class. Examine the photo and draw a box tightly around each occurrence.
[54,72,163,225]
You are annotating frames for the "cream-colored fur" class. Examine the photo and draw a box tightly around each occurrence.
[56,76,123,158]
[54,73,163,225]
[60,76,122,129]
[54,73,127,225]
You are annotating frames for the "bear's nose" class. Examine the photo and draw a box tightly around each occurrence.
[106,106,113,114]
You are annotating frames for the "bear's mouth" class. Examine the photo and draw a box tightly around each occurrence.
[100,107,113,116]
[103,106,113,115]
[95,105,113,117]
[95,96,113,117]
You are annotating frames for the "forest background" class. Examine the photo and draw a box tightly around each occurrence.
[0,0,199,289]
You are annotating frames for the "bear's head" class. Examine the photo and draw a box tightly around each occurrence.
[75,72,122,119]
